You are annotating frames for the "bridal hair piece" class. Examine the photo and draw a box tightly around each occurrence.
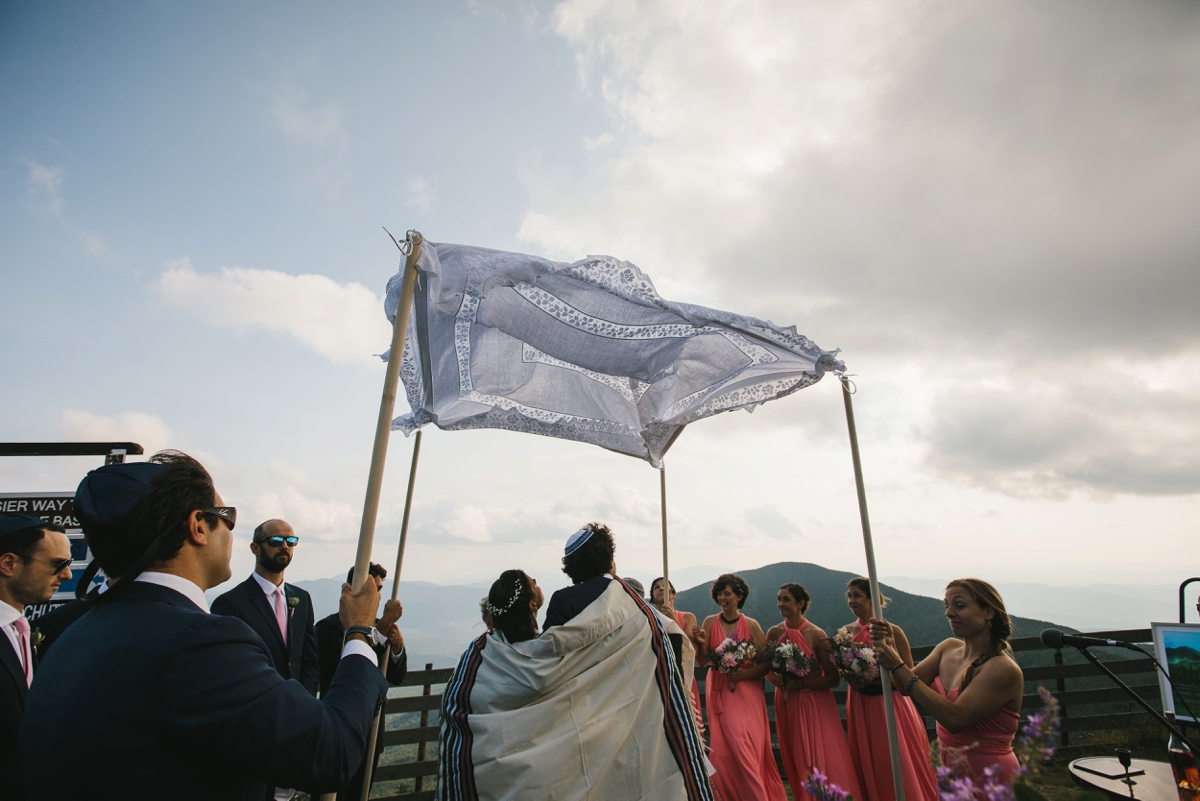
[484,575,524,616]
[564,528,593,556]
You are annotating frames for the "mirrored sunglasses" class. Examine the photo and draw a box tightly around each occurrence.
[258,535,299,547]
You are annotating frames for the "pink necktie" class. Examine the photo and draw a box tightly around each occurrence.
[272,587,289,646]
[13,616,33,687]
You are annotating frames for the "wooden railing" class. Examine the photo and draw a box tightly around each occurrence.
[367,628,1161,800]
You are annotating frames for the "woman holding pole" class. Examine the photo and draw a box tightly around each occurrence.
[842,578,937,801]
[870,579,1022,783]
[651,577,704,736]
[767,583,862,801]
[697,573,787,801]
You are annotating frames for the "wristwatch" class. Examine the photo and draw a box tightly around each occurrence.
[343,625,374,645]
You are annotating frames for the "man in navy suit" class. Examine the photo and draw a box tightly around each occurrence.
[20,451,389,800]
[212,519,320,696]
[0,515,73,801]
[542,522,617,629]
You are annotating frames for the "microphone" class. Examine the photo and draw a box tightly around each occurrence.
[1040,629,1141,651]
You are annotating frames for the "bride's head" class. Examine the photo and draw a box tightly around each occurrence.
[485,569,543,643]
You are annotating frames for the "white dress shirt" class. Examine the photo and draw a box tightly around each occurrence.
[0,600,29,676]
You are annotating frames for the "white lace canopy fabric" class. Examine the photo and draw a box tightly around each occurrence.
[384,243,844,466]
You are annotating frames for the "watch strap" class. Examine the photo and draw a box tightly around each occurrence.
[343,624,374,644]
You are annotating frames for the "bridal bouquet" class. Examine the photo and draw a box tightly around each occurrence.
[706,637,758,692]
[767,641,818,701]
[828,628,880,688]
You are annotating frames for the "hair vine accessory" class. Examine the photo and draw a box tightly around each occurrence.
[564,528,593,556]
[484,576,524,616]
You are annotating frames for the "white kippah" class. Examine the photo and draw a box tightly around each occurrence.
[564,528,593,556]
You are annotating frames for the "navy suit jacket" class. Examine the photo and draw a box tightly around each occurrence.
[211,575,321,695]
[543,575,612,629]
[20,582,388,800]
[1,618,31,801]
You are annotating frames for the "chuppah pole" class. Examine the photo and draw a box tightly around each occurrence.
[841,376,906,801]
[660,465,669,611]
[351,230,422,592]
[345,230,422,801]
[359,428,423,801]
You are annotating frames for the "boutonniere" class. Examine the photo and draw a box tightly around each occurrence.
[287,595,299,618]
[31,628,44,651]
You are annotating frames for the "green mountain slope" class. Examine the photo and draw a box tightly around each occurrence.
[674,562,1066,647]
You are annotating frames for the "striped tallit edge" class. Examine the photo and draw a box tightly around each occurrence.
[615,578,716,801]
[436,633,487,801]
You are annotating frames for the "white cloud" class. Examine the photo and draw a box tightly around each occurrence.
[268,86,350,192]
[437,505,492,543]
[20,159,108,258]
[582,133,613,150]
[158,258,391,366]
[60,410,178,455]
[408,177,435,212]
[25,160,65,215]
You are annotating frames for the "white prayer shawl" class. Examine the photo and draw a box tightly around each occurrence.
[437,579,714,801]
[386,244,843,466]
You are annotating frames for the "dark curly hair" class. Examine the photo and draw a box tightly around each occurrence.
[561,522,615,584]
[711,573,749,609]
[779,583,810,613]
[946,578,1013,690]
[86,450,219,578]
[487,569,538,643]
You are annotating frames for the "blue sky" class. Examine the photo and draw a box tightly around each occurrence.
[3,1,1199,611]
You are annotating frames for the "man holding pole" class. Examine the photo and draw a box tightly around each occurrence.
[19,452,389,800]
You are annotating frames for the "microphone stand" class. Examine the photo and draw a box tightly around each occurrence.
[1075,646,1200,753]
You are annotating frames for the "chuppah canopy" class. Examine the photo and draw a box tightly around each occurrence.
[383,243,844,465]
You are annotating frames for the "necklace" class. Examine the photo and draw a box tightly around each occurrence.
[720,613,740,625]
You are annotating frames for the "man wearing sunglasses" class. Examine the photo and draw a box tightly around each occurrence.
[212,520,320,700]
[0,515,73,801]
[20,451,388,800]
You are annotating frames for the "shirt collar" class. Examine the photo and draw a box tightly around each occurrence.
[0,601,21,627]
[250,570,284,596]
[135,571,210,613]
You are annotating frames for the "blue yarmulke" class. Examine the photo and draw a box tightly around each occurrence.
[564,528,593,556]
[0,514,52,540]
[74,462,168,533]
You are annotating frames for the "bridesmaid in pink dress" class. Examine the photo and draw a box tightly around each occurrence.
[842,578,937,801]
[652,577,705,737]
[870,579,1023,783]
[766,583,863,801]
[698,573,787,801]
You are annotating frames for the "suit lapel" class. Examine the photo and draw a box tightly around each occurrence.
[0,635,28,705]
[243,577,286,652]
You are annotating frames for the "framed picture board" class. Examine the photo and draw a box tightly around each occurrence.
[1152,622,1200,724]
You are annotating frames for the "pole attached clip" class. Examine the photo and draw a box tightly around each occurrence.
[840,373,858,395]
[383,227,424,256]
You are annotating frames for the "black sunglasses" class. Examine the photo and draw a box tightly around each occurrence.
[202,507,237,531]
[257,535,299,547]
[29,555,74,573]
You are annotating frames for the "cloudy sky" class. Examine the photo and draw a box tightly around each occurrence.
[3,1,1199,606]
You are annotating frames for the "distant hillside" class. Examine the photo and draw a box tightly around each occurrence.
[674,562,1069,647]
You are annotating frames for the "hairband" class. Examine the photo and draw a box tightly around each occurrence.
[564,528,593,556]
[484,576,524,617]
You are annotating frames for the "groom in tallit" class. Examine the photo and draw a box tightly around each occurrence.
[438,524,714,801]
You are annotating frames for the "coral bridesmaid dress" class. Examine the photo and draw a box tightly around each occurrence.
[933,676,1020,782]
[774,620,863,801]
[844,625,938,801]
[706,614,788,801]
